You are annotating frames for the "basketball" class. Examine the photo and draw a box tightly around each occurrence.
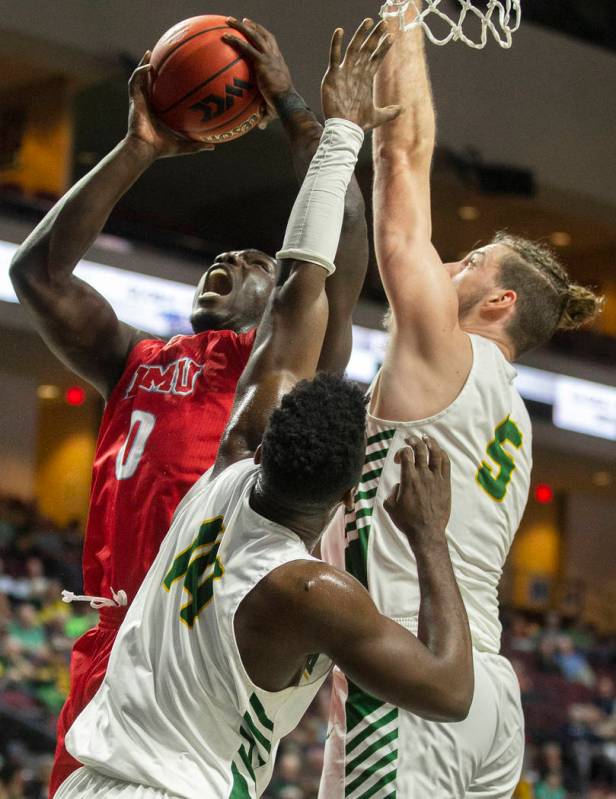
[149,15,266,144]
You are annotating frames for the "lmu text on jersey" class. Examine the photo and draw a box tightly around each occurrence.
[124,358,204,399]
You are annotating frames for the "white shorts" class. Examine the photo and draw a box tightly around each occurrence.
[56,767,182,799]
[319,649,525,799]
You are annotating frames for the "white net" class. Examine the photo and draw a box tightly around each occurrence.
[379,0,521,49]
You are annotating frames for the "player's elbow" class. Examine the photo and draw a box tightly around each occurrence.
[373,138,433,174]
[415,687,472,724]
[8,250,36,295]
[9,251,26,286]
[442,685,473,722]
[9,243,49,294]
[405,666,474,723]
[437,668,474,722]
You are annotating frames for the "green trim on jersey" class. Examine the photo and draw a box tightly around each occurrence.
[229,762,251,799]
[344,428,396,588]
[344,680,399,798]
[230,693,275,798]
[249,693,274,732]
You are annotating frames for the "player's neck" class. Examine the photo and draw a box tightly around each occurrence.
[460,322,515,362]
[249,482,329,552]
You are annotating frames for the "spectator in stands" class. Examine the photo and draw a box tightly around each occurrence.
[535,771,567,799]
[509,613,538,653]
[3,490,616,799]
[596,676,616,717]
[557,635,596,688]
[7,605,45,655]
[537,635,562,675]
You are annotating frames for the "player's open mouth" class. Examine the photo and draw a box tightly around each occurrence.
[200,266,234,300]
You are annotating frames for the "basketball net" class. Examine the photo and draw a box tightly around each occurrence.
[380,0,521,49]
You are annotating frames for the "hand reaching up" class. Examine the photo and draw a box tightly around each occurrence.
[321,19,403,131]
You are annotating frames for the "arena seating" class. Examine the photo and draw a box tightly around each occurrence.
[1,494,615,798]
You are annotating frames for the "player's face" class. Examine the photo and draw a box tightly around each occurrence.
[190,249,277,334]
[445,244,503,321]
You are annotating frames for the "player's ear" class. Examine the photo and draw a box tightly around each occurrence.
[253,444,263,465]
[341,487,355,511]
[484,289,516,314]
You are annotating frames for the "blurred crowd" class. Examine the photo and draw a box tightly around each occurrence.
[1,493,616,798]
[505,611,616,799]
[0,495,93,799]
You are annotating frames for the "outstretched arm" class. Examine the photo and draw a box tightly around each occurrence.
[214,20,399,476]
[253,437,473,720]
[372,5,470,417]
[278,92,368,376]
[9,55,211,399]
[224,18,369,376]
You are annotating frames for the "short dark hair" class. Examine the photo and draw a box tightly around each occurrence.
[493,232,603,356]
[261,373,367,506]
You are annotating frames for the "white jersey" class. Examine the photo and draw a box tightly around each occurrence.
[65,459,331,799]
[318,334,531,799]
[322,333,532,655]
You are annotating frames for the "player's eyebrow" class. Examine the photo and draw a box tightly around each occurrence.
[246,250,277,271]
[246,249,271,259]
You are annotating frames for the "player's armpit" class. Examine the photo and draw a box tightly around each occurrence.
[292,564,473,723]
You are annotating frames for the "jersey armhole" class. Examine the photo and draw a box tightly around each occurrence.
[104,337,163,407]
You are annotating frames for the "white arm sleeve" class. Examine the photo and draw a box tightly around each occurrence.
[276,118,364,275]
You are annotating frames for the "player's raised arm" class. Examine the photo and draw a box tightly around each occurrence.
[372,4,470,392]
[258,436,473,721]
[9,54,212,399]
[223,18,370,376]
[214,21,399,475]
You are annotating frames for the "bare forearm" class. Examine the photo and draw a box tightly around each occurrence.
[374,4,436,157]
[251,265,328,381]
[222,265,328,454]
[276,89,365,217]
[10,137,155,288]
[414,540,473,710]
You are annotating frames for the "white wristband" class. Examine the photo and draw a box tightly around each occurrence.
[276,118,364,275]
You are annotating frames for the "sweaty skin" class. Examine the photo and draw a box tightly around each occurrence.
[9,26,371,799]
[372,4,518,422]
[9,19,368,399]
[213,19,473,724]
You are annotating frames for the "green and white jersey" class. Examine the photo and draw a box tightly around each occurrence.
[66,458,331,799]
[318,335,531,799]
[322,334,532,655]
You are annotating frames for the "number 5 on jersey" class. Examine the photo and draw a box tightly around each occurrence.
[476,417,523,502]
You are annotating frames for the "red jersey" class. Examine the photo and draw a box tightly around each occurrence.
[84,328,255,608]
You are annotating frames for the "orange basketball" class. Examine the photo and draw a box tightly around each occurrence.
[149,15,266,144]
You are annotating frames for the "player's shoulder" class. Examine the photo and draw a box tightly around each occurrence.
[259,558,367,617]
[210,456,258,493]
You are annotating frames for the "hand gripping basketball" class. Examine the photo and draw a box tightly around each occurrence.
[222,18,294,130]
[321,19,403,131]
[127,52,215,158]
